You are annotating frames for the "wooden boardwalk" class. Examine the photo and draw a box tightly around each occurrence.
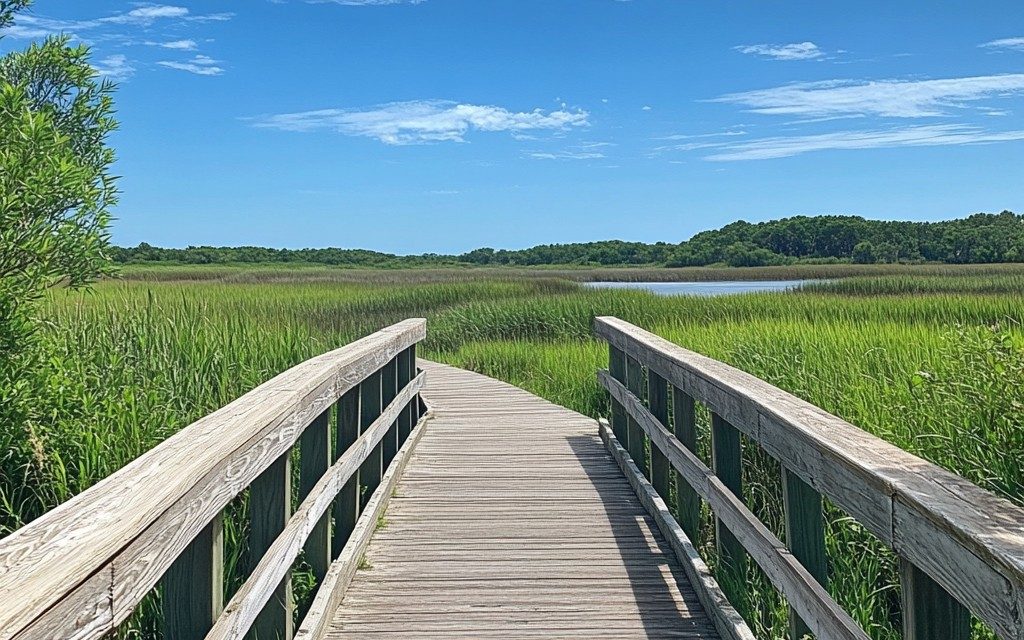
[5,317,1023,640]
[325,361,719,639]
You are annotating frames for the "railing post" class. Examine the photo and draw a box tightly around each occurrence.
[381,357,399,467]
[333,385,360,557]
[608,345,628,444]
[783,469,827,639]
[299,408,331,589]
[647,370,670,501]
[625,355,647,477]
[162,515,223,640]
[901,560,970,640]
[248,453,293,639]
[397,346,415,443]
[359,368,383,509]
[673,387,700,545]
[711,412,746,607]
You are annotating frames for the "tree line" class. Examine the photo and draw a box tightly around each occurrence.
[115,211,1024,268]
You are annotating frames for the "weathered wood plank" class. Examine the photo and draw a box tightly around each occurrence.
[648,370,671,503]
[783,469,827,640]
[900,559,971,640]
[396,347,414,445]
[248,453,293,640]
[300,409,332,586]
[0,320,426,640]
[380,358,399,468]
[333,387,360,559]
[599,419,755,640]
[673,386,701,547]
[162,516,223,640]
[326,362,722,640]
[598,370,868,640]
[358,371,383,510]
[296,392,430,640]
[625,354,647,478]
[608,345,628,444]
[711,412,745,606]
[594,316,1024,639]
[207,373,425,640]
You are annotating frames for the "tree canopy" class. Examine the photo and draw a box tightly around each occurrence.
[114,211,1024,268]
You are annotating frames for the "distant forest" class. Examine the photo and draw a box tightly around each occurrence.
[113,211,1024,268]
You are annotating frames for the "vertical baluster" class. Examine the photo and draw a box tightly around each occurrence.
[625,355,647,478]
[608,345,628,443]
[673,387,700,545]
[162,515,223,640]
[381,357,399,467]
[248,453,292,640]
[647,370,670,500]
[783,469,827,639]
[397,346,414,444]
[359,369,383,508]
[299,409,331,589]
[711,412,746,607]
[901,560,970,640]
[333,386,360,558]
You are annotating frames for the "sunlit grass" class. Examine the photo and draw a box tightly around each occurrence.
[3,268,1021,638]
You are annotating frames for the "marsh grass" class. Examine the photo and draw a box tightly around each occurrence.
[3,268,1021,638]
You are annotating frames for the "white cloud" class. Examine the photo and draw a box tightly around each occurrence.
[641,105,652,111]
[980,37,1024,51]
[528,150,606,160]
[158,55,224,76]
[147,39,198,50]
[712,74,1024,118]
[700,124,1024,161]
[103,5,189,26]
[734,42,824,61]
[2,5,231,38]
[93,54,135,80]
[251,100,589,144]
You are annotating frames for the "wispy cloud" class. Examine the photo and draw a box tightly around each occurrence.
[734,42,824,61]
[701,124,1024,161]
[93,54,135,80]
[250,100,589,144]
[528,150,606,160]
[146,39,198,50]
[712,74,1024,118]
[158,55,224,76]
[980,37,1024,52]
[2,5,230,38]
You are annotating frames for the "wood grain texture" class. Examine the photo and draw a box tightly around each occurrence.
[0,319,426,640]
[595,316,1024,639]
[300,410,332,587]
[598,371,868,640]
[207,373,425,640]
[325,361,720,639]
[599,419,754,640]
[247,452,293,640]
[162,516,223,640]
[295,388,430,640]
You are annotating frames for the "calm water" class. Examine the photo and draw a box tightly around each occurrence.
[583,280,817,296]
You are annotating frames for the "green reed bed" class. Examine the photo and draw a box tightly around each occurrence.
[4,272,1021,638]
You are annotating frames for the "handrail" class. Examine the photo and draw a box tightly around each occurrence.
[594,316,1024,640]
[0,319,427,640]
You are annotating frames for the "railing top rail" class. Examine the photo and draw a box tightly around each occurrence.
[594,315,1024,638]
[0,318,426,640]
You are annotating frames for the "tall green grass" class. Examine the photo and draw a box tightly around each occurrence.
[3,270,1021,638]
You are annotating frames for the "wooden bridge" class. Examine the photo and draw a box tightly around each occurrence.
[1,318,1023,640]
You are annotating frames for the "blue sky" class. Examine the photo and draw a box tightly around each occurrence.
[3,1,1023,253]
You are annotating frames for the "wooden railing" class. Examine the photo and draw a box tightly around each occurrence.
[0,319,428,640]
[594,316,1024,640]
